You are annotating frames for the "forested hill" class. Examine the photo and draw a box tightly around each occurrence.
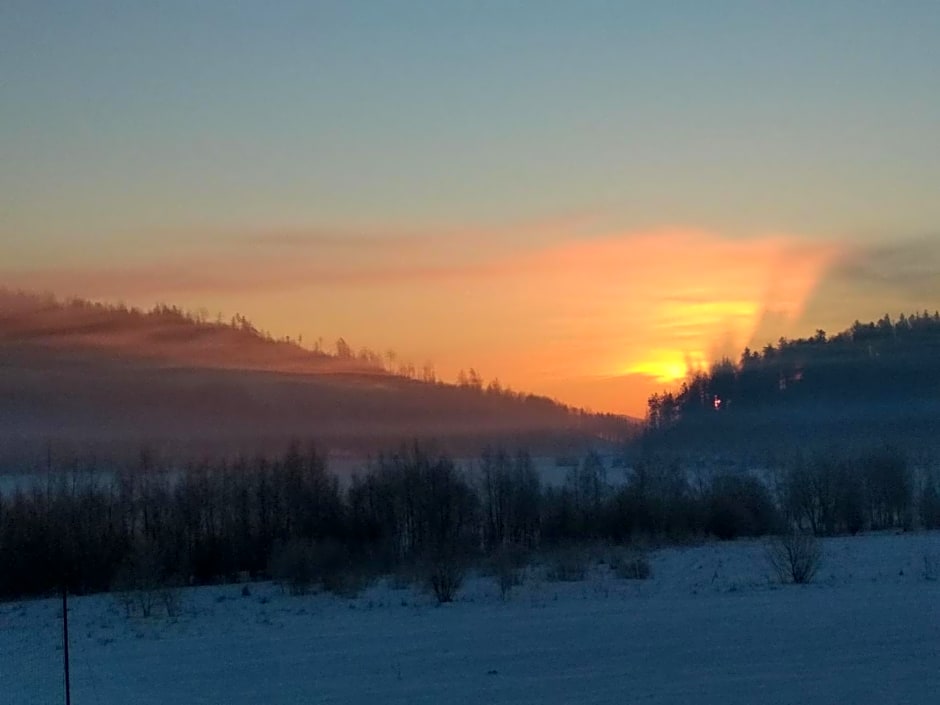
[0,290,632,465]
[643,312,940,454]
[0,288,387,376]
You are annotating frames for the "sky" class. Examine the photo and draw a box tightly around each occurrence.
[3,1,940,416]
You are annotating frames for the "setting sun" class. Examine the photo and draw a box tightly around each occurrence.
[625,351,705,384]
[2,2,935,424]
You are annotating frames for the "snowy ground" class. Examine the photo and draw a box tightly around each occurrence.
[3,532,940,705]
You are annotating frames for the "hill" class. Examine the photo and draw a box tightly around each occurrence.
[0,290,632,466]
[641,311,940,457]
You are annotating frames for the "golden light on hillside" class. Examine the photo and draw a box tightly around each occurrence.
[3,225,843,417]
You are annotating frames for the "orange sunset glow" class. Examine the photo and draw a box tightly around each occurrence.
[2,227,841,417]
[484,229,839,413]
[4,2,939,424]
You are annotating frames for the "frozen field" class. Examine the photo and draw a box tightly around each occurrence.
[3,531,940,705]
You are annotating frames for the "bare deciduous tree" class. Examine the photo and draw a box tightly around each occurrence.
[767,531,822,584]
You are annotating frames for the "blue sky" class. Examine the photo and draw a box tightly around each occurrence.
[2,1,940,413]
[5,2,939,245]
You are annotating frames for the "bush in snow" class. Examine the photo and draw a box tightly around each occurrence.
[489,543,530,599]
[545,546,590,582]
[705,473,781,540]
[426,553,465,604]
[315,539,368,598]
[610,549,652,580]
[766,531,822,584]
[158,583,184,618]
[924,552,940,582]
[919,482,940,530]
[782,456,866,536]
[269,540,317,596]
[111,545,184,619]
[269,539,365,597]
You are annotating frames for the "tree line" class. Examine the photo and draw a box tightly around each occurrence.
[649,311,940,427]
[1,442,937,600]
[1,288,590,416]
[645,312,940,452]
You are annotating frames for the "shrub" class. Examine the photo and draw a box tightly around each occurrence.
[862,447,913,531]
[426,555,464,603]
[490,544,530,599]
[323,570,371,599]
[158,583,184,618]
[315,540,364,597]
[269,540,317,596]
[111,549,183,619]
[920,483,940,530]
[836,471,867,535]
[924,552,939,582]
[766,531,822,584]
[706,474,780,540]
[545,546,589,582]
[270,539,365,597]
[612,550,652,580]
[607,458,701,541]
[389,567,417,591]
[113,584,156,619]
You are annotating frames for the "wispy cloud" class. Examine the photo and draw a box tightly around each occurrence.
[0,256,503,300]
[0,212,606,300]
[237,227,430,253]
[792,234,940,340]
[829,236,940,303]
[223,211,603,256]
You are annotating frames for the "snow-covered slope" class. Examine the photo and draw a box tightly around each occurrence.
[3,531,939,705]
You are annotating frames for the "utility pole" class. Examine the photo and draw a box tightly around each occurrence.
[62,584,71,705]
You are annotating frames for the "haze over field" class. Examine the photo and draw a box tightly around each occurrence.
[4,3,940,416]
[0,296,631,464]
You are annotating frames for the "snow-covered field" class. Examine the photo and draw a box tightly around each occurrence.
[3,532,940,705]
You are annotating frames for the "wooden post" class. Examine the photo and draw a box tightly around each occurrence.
[62,585,71,705]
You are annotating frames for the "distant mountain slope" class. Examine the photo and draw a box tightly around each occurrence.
[0,289,381,376]
[0,290,633,464]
